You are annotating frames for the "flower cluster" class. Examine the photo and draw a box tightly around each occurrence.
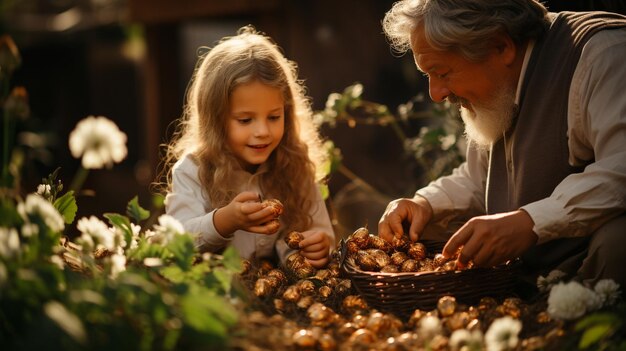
[541,270,622,320]
[68,115,128,169]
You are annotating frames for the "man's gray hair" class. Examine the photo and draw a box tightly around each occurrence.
[383,0,550,61]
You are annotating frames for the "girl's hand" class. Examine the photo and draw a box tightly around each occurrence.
[298,230,331,268]
[213,191,279,237]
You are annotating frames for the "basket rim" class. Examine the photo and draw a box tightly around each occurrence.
[339,237,521,278]
[343,254,521,277]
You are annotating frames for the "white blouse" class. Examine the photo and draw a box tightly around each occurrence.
[164,155,335,263]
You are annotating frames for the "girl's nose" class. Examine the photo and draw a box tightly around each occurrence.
[254,121,270,137]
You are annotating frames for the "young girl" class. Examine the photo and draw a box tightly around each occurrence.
[162,26,335,268]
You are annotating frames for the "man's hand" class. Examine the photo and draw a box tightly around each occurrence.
[298,230,331,268]
[213,191,280,237]
[442,210,538,268]
[378,196,433,242]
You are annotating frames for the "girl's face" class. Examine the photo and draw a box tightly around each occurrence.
[226,80,285,172]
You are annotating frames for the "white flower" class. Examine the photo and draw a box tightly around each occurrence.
[50,255,65,270]
[349,83,363,98]
[323,93,342,118]
[537,269,567,292]
[21,223,38,238]
[594,279,621,307]
[439,134,456,151]
[76,216,116,251]
[143,257,163,267]
[418,315,442,341]
[450,329,483,351]
[110,222,140,252]
[547,281,600,320]
[69,115,127,169]
[484,316,522,351]
[36,184,51,198]
[17,194,65,233]
[109,253,126,279]
[153,215,185,244]
[0,227,20,258]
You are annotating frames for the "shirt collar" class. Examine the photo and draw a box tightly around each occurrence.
[515,39,536,105]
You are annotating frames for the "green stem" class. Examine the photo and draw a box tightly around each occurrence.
[2,78,11,187]
[387,117,408,145]
[337,164,387,199]
[2,109,9,186]
[69,166,90,193]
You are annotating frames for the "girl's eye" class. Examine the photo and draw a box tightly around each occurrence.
[268,115,282,121]
[237,118,252,124]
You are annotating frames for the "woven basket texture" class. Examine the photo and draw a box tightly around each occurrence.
[340,239,521,319]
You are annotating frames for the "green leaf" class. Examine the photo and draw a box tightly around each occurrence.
[221,246,242,272]
[104,213,133,247]
[211,267,232,293]
[167,234,195,270]
[180,288,237,336]
[160,265,185,284]
[575,313,620,331]
[579,324,614,349]
[127,196,150,222]
[319,183,329,200]
[0,197,21,227]
[53,191,77,224]
[44,301,87,344]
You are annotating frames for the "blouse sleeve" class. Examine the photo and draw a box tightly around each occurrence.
[164,156,233,252]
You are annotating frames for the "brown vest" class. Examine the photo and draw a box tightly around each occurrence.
[487,11,626,214]
[484,12,626,273]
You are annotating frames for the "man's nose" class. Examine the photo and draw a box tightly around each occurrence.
[428,78,451,102]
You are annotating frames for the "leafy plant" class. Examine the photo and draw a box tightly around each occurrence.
[0,35,245,350]
[315,82,466,191]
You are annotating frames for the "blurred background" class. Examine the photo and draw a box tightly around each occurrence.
[2,0,625,237]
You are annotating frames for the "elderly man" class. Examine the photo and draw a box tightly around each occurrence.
[378,0,626,288]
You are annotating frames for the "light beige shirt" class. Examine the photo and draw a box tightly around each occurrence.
[165,155,335,262]
[417,28,626,243]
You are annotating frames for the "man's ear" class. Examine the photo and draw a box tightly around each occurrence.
[493,32,517,66]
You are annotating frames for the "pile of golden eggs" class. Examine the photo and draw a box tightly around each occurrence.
[344,227,471,273]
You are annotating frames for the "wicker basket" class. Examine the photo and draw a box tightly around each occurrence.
[339,239,521,319]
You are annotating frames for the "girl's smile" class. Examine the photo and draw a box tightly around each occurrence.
[226,80,285,172]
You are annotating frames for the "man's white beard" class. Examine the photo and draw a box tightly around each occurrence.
[458,87,517,150]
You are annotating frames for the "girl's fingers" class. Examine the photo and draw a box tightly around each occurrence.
[300,242,327,253]
[305,256,329,269]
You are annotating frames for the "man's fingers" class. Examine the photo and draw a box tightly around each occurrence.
[408,219,424,242]
[377,222,394,242]
[443,223,473,259]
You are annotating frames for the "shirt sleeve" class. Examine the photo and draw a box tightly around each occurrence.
[164,156,233,252]
[416,144,489,228]
[274,183,336,264]
[521,28,626,243]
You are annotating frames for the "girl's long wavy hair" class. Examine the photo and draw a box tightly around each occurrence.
[157,26,327,232]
